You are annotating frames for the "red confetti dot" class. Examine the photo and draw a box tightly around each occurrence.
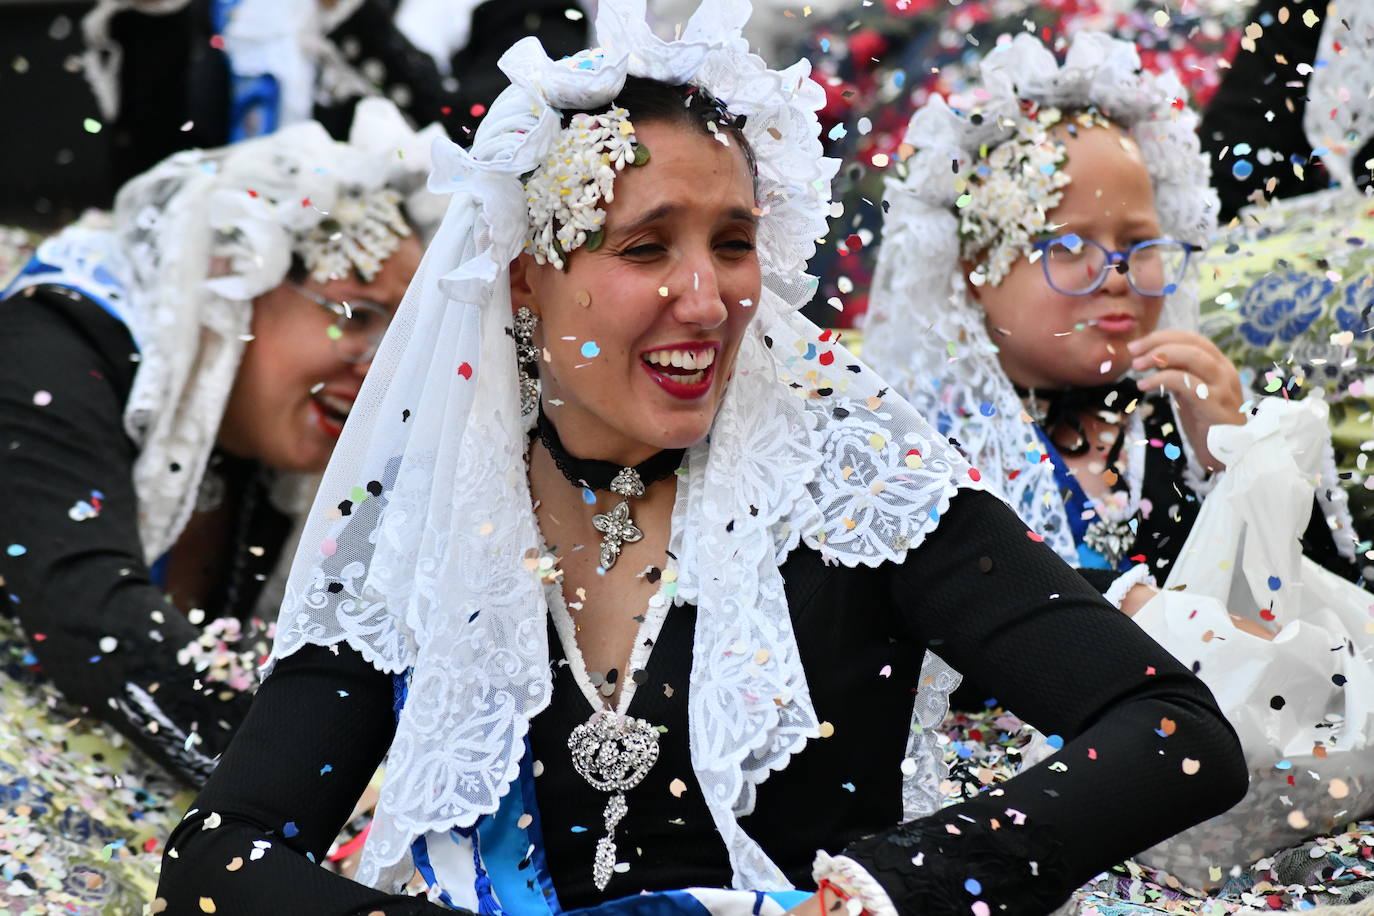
[143,838,159,853]
[301,197,312,208]
[1171,97,1185,110]
[818,350,835,366]
[209,34,225,50]
[968,468,981,482]
[441,106,453,115]
[819,329,834,342]
[1129,554,1147,563]
[246,190,259,198]
[457,362,474,380]
[1026,531,1044,543]
[1145,666,1156,675]
[1087,748,1097,760]
[470,103,487,118]
[845,234,863,251]
[1259,608,1276,621]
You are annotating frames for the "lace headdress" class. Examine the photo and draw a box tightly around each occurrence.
[862,32,1218,564]
[269,0,983,892]
[6,99,444,564]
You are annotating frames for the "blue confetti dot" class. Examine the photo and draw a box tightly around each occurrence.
[283,822,299,838]
[820,38,830,52]
[1163,442,1181,461]
[979,401,996,417]
[1060,233,1082,250]
[571,826,588,833]
[320,764,333,775]
[803,342,817,360]
[964,878,982,895]
[6,544,26,557]
[1046,734,1065,750]
[1233,142,1252,155]
[1038,163,1057,175]
[1231,159,1254,180]
[841,782,856,792]
[1268,576,1282,591]
[21,652,37,666]
[1275,759,1292,771]
[582,487,597,505]
[892,70,906,88]
[1162,283,1178,296]
[580,341,600,358]
[955,743,974,759]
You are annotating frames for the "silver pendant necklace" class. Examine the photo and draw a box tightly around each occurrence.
[534,409,683,571]
[567,709,661,890]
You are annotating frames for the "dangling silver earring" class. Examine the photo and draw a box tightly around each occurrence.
[514,306,540,416]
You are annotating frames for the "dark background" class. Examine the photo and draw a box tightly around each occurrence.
[0,0,112,230]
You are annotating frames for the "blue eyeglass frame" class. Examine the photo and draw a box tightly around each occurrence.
[1029,235,1202,297]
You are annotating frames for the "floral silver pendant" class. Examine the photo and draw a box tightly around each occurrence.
[568,710,661,890]
[1082,515,1135,568]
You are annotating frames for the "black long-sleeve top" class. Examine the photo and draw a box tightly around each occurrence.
[154,487,1248,915]
[0,286,292,785]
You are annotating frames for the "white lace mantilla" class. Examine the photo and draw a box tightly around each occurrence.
[862,32,1220,566]
[1304,1,1374,191]
[269,0,980,892]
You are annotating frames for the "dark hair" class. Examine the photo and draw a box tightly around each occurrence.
[564,76,758,187]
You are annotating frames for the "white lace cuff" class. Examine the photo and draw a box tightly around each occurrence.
[1103,563,1156,610]
[812,851,899,916]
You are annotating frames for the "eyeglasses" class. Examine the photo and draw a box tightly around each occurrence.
[1030,235,1200,298]
[288,284,391,364]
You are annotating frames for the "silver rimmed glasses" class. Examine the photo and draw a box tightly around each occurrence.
[288,284,391,364]
[1030,235,1200,298]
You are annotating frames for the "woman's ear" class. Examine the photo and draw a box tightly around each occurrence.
[509,252,540,319]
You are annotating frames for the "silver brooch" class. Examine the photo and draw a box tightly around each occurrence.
[568,710,661,890]
[591,468,646,570]
[1083,515,1135,568]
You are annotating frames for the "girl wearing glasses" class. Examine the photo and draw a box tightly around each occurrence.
[862,30,1364,892]
[0,100,440,912]
[864,31,1355,607]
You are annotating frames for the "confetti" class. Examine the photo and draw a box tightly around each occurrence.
[33,390,52,406]
[669,778,688,797]
[1181,757,1201,775]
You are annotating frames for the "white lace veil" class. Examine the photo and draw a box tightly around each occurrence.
[862,32,1219,565]
[12,100,444,564]
[269,0,984,891]
[1304,1,1374,191]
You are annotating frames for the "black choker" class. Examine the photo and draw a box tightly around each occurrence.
[1014,379,1139,458]
[535,409,685,569]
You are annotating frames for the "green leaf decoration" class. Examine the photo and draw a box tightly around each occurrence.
[632,144,651,167]
[586,229,605,252]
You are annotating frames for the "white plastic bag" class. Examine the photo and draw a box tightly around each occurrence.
[1129,397,1374,887]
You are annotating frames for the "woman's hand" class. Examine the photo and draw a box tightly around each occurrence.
[1128,330,1245,471]
[1118,583,1158,617]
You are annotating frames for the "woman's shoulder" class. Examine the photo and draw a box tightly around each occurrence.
[1,283,141,398]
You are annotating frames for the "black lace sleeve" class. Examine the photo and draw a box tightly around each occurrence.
[0,287,250,785]
[841,489,1247,915]
[155,643,456,914]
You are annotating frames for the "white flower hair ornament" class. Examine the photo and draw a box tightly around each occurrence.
[862,31,1220,566]
[267,0,988,899]
[524,105,651,270]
